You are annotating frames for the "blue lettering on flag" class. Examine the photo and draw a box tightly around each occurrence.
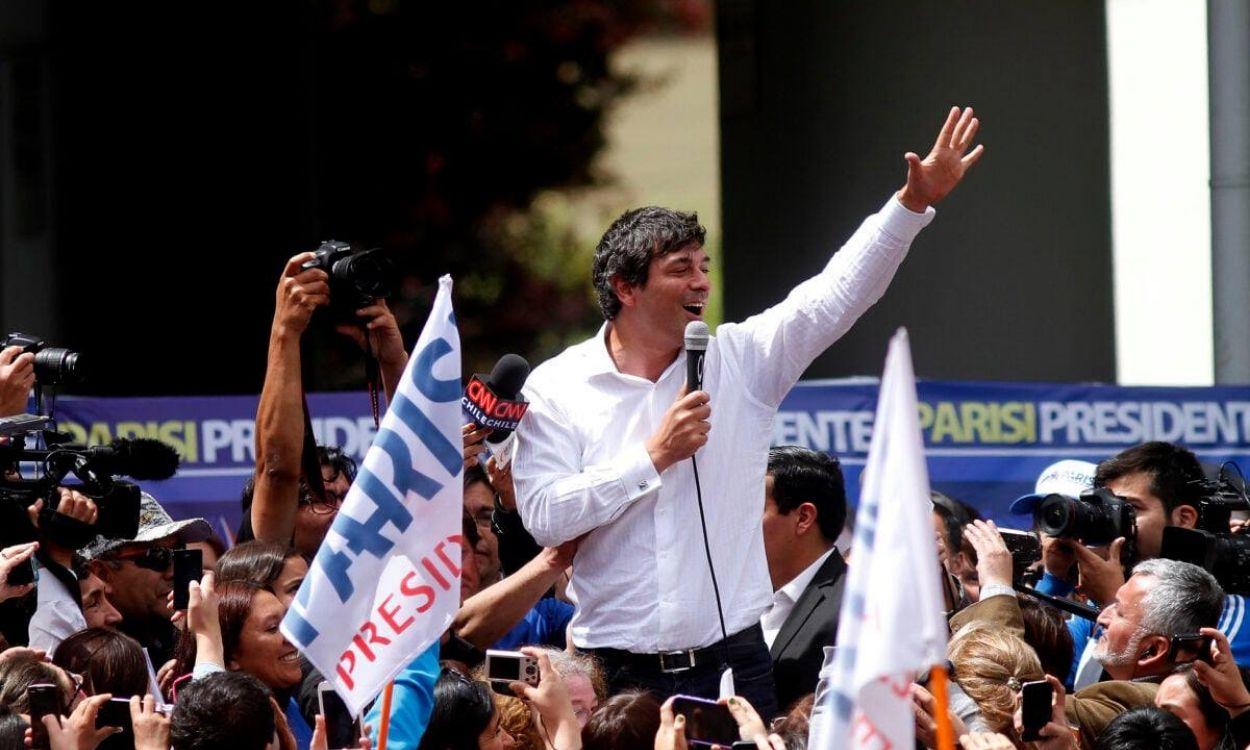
[285,605,321,646]
[393,393,462,479]
[302,544,356,605]
[412,338,460,403]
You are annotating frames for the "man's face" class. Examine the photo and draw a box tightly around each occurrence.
[79,572,122,629]
[464,481,500,587]
[293,465,350,558]
[1093,573,1158,679]
[761,476,794,590]
[97,537,177,625]
[1106,470,1193,560]
[618,244,710,346]
[1156,673,1222,750]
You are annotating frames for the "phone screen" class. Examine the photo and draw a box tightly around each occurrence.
[1020,680,1053,741]
[28,683,61,750]
[96,697,134,734]
[173,549,203,610]
[1169,634,1213,664]
[671,696,738,747]
[317,682,358,749]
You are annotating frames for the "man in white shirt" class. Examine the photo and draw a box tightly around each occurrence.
[759,446,847,712]
[513,107,984,716]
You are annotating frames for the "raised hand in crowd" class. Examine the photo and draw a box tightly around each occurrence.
[0,541,38,602]
[962,520,1013,592]
[912,682,969,749]
[336,301,407,403]
[655,697,688,750]
[1011,675,1077,750]
[896,105,985,213]
[1040,535,1076,582]
[310,714,371,750]
[274,252,330,337]
[1069,537,1127,607]
[182,572,223,671]
[957,733,1016,750]
[30,693,118,750]
[1193,627,1250,717]
[462,423,491,470]
[485,454,516,511]
[724,695,787,750]
[0,344,35,416]
[130,694,171,750]
[510,647,583,750]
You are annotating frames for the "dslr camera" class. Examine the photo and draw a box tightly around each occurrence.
[1161,465,1250,594]
[2,332,81,386]
[300,240,395,310]
[1033,487,1137,548]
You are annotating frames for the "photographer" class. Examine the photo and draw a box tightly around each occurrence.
[956,519,1225,747]
[249,252,407,559]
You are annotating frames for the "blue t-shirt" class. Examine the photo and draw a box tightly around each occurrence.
[364,643,440,750]
[492,598,574,651]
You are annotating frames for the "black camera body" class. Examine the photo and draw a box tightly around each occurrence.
[300,240,395,310]
[1034,487,1137,547]
[1159,467,1250,593]
[2,332,81,385]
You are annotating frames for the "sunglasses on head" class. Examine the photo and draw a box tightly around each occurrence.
[114,545,182,571]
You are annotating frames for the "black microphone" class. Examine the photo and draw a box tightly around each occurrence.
[481,354,530,445]
[685,321,709,391]
[85,438,181,480]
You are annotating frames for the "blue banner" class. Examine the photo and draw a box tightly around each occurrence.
[46,380,1250,537]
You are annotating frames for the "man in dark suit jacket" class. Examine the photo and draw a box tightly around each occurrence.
[759,446,848,713]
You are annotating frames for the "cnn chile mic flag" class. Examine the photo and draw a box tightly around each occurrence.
[281,275,465,716]
[815,329,948,750]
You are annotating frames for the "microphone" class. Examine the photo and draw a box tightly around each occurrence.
[462,354,532,469]
[685,321,709,391]
[84,438,181,480]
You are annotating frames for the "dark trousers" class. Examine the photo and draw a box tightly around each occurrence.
[584,624,780,721]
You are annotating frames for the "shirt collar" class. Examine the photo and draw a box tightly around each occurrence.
[584,322,685,384]
[777,547,837,603]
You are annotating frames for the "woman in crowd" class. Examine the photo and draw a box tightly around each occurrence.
[947,624,1045,747]
[215,540,307,607]
[581,691,659,750]
[173,575,312,750]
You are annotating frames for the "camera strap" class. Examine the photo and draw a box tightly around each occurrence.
[361,326,382,427]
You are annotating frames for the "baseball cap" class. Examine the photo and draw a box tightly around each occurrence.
[81,492,213,560]
[1009,459,1097,516]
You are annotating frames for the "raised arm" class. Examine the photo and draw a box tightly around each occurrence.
[252,253,328,545]
[722,107,984,407]
[452,542,575,648]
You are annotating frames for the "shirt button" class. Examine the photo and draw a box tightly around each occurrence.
[638,481,648,490]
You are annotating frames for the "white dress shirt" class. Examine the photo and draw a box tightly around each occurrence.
[514,195,934,652]
[761,548,836,649]
[28,561,86,653]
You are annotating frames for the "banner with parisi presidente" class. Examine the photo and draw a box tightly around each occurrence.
[281,275,466,716]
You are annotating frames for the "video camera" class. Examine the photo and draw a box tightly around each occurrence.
[300,240,395,311]
[2,332,81,386]
[1161,464,1250,594]
[0,414,179,548]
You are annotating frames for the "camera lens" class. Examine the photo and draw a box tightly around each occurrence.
[33,347,81,385]
[332,248,394,302]
[1037,494,1075,537]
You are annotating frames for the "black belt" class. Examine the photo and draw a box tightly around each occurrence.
[585,624,763,675]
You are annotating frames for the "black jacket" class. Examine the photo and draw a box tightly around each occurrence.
[768,551,847,713]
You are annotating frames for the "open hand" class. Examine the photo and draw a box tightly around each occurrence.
[962,520,1013,590]
[0,346,35,417]
[897,106,985,212]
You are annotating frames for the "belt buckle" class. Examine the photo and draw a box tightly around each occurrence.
[659,649,696,674]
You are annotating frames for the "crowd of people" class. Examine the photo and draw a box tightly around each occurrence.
[0,104,1242,750]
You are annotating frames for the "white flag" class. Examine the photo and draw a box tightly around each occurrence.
[814,329,947,750]
[281,275,465,716]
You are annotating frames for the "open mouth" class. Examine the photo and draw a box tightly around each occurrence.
[682,302,705,316]
[281,650,301,663]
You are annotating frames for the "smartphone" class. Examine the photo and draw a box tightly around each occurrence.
[484,649,539,696]
[95,697,134,735]
[1020,680,1053,742]
[317,681,358,749]
[671,695,738,747]
[1168,633,1214,664]
[173,548,203,610]
[27,683,61,750]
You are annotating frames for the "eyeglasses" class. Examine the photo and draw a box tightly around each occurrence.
[299,496,341,515]
[113,546,178,571]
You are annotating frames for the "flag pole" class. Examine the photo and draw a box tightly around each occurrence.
[375,682,396,750]
[928,664,956,750]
